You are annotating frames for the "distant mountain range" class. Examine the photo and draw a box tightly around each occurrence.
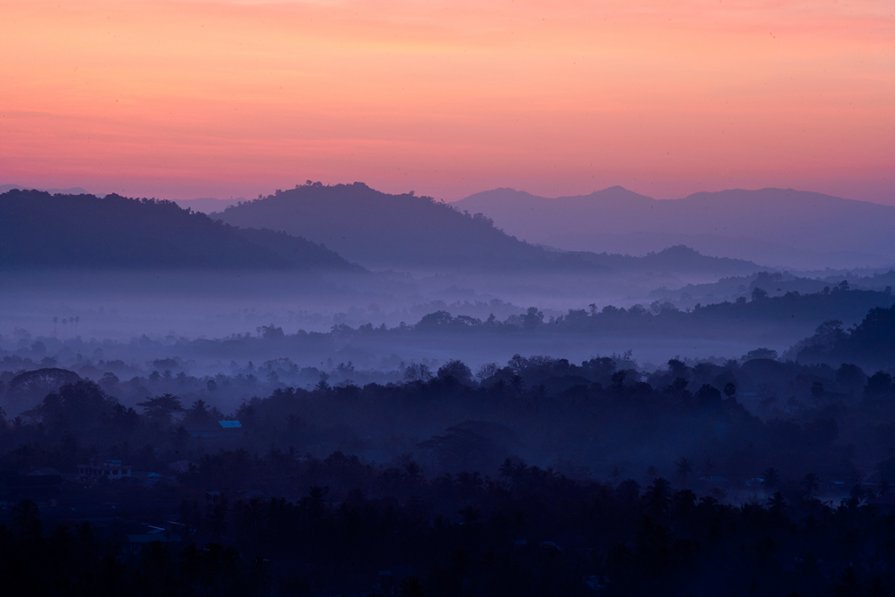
[0,185,764,278]
[455,187,895,269]
[0,190,359,271]
[216,182,760,276]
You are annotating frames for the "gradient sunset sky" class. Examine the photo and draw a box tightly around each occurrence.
[2,0,893,202]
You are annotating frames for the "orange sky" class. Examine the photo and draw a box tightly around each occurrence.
[1,0,893,202]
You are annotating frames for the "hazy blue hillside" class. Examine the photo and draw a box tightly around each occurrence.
[0,189,359,271]
[456,187,895,269]
[216,181,761,276]
[216,182,572,270]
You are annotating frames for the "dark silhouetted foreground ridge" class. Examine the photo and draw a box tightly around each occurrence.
[0,189,361,271]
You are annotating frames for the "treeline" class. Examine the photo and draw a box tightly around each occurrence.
[2,286,891,384]
[651,270,895,309]
[3,455,895,595]
[2,355,895,594]
[3,351,895,487]
[793,303,895,369]
[407,282,893,333]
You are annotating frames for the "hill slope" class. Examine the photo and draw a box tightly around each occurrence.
[0,190,359,271]
[216,182,760,276]
[216,182,564,270]
[456,187,895,269]
[792,302,895,369]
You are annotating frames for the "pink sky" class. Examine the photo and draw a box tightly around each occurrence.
[1,0,893,202]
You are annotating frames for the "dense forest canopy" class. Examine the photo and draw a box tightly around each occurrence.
[2,350,895,594]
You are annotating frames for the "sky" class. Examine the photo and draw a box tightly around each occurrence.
[1,0,893,202]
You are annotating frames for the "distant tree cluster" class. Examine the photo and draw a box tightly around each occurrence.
[794,304,895,368]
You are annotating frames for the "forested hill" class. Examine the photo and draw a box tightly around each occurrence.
[216,181,761,276]
[793,303,895,369]
[0,189,360,271]
[217,182,582,270]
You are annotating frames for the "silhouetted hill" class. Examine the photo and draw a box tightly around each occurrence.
[652,270,895,309]
[0,190,359,271]
[216,182,571,270]
[216,182,761,275]
[456,187,895,269]
[793,303,895,368]
[1,183,90,195]
[599,244,758,275]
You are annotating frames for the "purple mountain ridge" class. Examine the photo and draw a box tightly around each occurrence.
[455,187,895,269]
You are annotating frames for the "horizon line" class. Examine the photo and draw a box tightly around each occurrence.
[3,180,890,207]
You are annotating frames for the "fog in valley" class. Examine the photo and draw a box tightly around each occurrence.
[6,0,895,591]
[2,184,895,594]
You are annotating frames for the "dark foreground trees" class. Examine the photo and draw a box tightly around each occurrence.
[2,457,895,596]
[2,352,895,595]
